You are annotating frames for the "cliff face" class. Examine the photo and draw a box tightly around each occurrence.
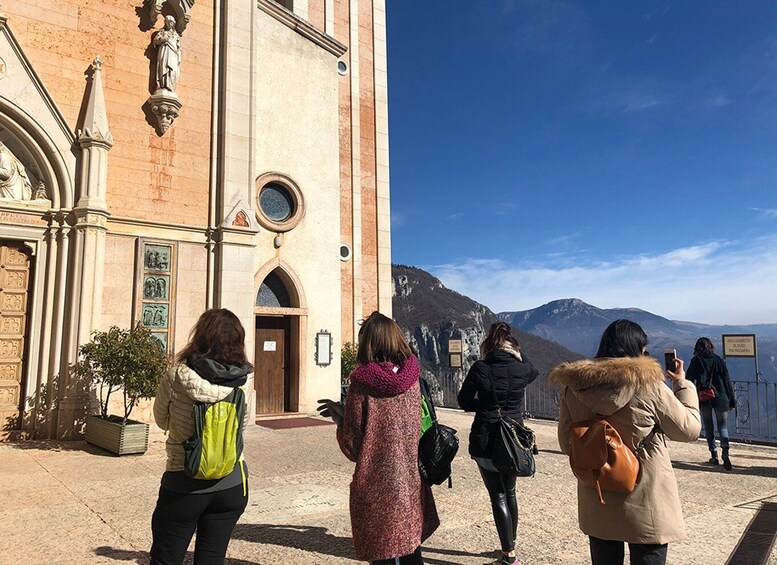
[392,265,584,409]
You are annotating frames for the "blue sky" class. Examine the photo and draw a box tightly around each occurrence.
[386,1,777,325]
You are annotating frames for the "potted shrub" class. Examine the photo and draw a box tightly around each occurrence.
[340,342,358,402]
[74,324,168,455]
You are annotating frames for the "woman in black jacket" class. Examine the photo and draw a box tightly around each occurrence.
[458,322,539,565]
[685,337,735,469]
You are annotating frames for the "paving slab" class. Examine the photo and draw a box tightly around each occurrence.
[2,411,776,565]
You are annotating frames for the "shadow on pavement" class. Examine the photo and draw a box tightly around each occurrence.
[94,546,259,564]
[672,460,777,478]
[422,545,496,564]
[15,440,127,457]
[232,523,354,559]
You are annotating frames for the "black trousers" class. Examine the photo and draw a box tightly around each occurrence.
[370,546,424,564]
[478,464,518,552]
[150,484,248,565]
[589,536,668,565]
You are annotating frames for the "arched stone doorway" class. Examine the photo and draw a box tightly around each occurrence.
[254,261,307,415]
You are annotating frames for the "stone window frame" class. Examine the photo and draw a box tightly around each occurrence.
[134,238,178,355]
[254,172,305,233]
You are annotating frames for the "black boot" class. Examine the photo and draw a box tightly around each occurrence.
[722,450,732,470]
[708,451,719,465]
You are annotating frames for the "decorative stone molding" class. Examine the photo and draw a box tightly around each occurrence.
[147,0,195,34]
[147,90,182,135]
[257,0,347,57]
[224,198,259,230]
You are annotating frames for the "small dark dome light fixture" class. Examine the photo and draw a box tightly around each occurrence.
[340,243,352,261]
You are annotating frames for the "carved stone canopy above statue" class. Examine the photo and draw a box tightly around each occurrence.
[147,0,195,34]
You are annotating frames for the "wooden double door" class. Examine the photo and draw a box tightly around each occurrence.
[0,242,32,431]
[254,316,292,414]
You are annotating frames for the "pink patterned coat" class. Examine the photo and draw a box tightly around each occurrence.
[337,358,440,562]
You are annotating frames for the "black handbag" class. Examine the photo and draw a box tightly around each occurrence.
[418,378,459,488]
[485,366,537,477]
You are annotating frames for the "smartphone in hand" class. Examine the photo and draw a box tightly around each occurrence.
[663,349,677,372]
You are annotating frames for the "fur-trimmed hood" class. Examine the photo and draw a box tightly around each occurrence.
[549,356,665,416]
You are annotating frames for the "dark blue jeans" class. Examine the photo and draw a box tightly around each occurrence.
[700,403,729,454]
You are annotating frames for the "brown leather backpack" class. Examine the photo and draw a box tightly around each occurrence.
[569,418,652,505]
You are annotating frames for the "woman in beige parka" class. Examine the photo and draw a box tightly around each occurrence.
[549,319,701,565]
[150,308,253,565]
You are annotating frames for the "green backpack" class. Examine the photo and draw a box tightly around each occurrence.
[182,387,246,480]
[421,393,434,435]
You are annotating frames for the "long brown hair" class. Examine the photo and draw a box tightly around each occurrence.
[357,311,413,366]
[480,321,520,358]
[177,308,252,368]
[694,337,715,356]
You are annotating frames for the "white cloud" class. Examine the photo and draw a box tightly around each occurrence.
[428,236,777,325]
[752,207,777,220]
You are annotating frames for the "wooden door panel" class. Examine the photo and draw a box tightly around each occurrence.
[255,327,285,414]
[0,243,30,430]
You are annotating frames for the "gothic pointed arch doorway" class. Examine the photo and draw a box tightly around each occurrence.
[254,261,307,415]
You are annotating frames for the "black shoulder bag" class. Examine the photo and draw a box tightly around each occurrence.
[418,378,459,488]
[484,365,537,477]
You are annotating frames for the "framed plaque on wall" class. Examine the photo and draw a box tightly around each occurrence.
[135,239,177,354]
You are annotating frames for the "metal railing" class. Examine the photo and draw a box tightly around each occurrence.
[438,373,777,446]
[728,380,777,444]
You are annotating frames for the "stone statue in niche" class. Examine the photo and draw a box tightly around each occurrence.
[147,14,183,134]
[0,142,32,201]
[153,15,181,93]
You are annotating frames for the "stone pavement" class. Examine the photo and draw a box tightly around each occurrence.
[1,410,776,565]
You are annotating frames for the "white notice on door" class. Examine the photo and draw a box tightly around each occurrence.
[263,341,277,352]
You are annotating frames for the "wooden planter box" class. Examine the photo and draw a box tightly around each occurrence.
[85,415,149,455]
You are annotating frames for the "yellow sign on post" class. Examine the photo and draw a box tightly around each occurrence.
[722,334,756,357]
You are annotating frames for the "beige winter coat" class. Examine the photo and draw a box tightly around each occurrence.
[153,364,251,472]
[549,356,701,545]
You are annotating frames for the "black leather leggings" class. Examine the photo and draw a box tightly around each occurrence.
[478,464,518,552]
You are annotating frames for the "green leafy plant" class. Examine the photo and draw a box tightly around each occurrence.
[72,324,169,425]
[341,342,358,385]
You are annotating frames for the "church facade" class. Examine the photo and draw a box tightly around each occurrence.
[0,0,392,439]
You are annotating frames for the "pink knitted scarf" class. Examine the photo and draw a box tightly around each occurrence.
[349,355,420,397]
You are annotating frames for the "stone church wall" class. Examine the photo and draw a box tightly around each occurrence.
[5,0,214,226]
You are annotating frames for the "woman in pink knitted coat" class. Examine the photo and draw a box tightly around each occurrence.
[333,311,439,564]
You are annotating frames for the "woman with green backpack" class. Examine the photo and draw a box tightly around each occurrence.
[150,309,252,565]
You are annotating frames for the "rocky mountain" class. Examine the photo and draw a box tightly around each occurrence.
[392,265,584,409]
[500,299,777,382]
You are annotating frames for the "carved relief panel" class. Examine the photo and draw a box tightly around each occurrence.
[0,242,32,430]
[135,239,177,353]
